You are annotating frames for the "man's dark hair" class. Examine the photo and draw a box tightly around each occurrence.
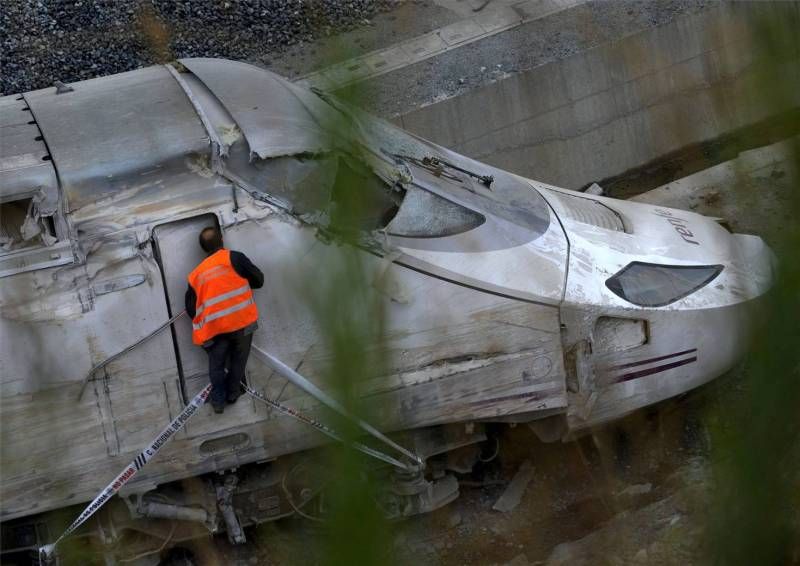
[199,226,223,253]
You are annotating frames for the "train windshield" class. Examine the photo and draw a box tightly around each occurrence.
[310,91,552,238]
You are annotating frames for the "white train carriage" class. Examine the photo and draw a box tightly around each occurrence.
[0,59,772,561]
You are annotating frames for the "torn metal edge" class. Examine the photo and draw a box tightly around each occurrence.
[165,63,227,164]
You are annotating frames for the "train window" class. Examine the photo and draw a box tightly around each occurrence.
[299,153,484,239]
[386,186,485,238]
[0,194,74,278]
[228,145,487,240]
[328,153,404,233]
[0,197,58,252]
[223,148,404,231]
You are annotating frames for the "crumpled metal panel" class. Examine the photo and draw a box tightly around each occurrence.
[0,94,59,215]
[180,58,335,159]
[24,66,209,212]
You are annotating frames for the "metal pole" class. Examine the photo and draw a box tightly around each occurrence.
[77,310,187,401]
[250,345,424,469]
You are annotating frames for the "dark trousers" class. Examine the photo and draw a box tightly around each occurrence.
[204,329,254,408]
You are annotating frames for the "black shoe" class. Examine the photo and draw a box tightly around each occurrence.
[226,391,241,404]
[212,403,225,414]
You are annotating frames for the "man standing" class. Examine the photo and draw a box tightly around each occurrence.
[186,226,264,414]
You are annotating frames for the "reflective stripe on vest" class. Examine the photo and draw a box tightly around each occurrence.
[195,284,250,318]
[188,249,259,344]
[193,297,255,330]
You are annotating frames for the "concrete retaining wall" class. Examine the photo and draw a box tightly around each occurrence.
[393,2,800,189]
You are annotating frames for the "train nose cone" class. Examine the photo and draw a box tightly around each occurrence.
[688,233,773,384]
[730,233,775,296]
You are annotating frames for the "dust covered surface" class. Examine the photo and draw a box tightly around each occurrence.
[172,138,797,566]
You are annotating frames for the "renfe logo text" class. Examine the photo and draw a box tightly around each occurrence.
[653,209,700,245]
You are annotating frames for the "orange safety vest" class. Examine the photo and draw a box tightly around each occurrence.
[188,249,259,345]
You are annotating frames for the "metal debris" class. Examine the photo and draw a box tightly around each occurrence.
[492,459,534,513]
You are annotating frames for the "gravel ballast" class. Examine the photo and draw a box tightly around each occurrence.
[0,0,401,95]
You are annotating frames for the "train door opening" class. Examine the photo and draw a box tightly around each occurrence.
[152,214,264,435]
[152,214,218,400]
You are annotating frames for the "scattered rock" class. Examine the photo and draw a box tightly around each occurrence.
[547,541,577,565]
[545,460,710,565]
[0,0,402,94]
[447,511,463,528]
[505,553,531,566]
[617,482,652,499]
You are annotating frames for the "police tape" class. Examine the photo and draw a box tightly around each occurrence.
[242,383,415,471]
[40,380,416,560]
[39,384,212,561]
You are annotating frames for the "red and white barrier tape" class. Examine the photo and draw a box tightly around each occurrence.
[39,384,212,561]
[40,378,420,561]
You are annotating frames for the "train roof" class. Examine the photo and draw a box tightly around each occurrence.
[5,59,550,246]
[0,94,59,215]
[17,59,339,215]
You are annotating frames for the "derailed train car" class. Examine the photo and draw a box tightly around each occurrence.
[0,59,773,562]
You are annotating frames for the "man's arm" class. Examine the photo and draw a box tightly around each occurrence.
[230,251,264,289]
[185,284,197,318]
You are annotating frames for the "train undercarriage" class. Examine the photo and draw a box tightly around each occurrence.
[1,419,521,565]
